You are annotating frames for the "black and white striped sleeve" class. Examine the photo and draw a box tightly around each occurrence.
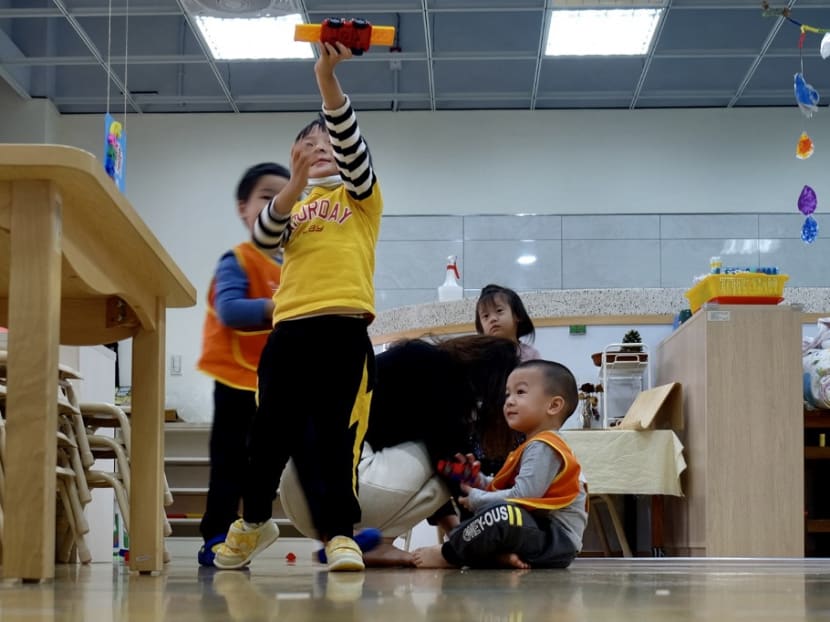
[323,95,377,201]
[252,198,292,250]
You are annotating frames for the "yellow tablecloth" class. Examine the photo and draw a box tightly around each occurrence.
[560,429,686,497]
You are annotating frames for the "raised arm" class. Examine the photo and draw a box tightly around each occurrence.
[252,41,376,251]
[316,42,377,201]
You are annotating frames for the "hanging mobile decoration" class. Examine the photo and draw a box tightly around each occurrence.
[762,3,823,242]
[102,0,128,192]
[104,117,125,186]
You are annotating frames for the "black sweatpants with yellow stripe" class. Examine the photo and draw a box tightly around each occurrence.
[242,315,374,541]
[441,502,578,568]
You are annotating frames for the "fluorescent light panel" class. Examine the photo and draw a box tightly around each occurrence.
[545,8,662,57]
[195,13,313,60]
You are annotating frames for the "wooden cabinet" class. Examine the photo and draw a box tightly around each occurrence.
[805,409,830,556]
[655,304,803,557]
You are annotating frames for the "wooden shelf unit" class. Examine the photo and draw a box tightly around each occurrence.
[163,423,302,539]
[805,408,830,556]
[655,304,804,557]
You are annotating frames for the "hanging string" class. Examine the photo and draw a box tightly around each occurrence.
[798,27,807,133]
[799,27,806,75]
[123,0,129,130]
[106,0,112,114]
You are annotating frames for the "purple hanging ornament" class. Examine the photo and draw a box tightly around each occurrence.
[798,185,819,243]
[798,185,817,215]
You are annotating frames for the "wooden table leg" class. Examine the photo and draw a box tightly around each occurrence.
[651,495,665,557]
[3,180,62,581]
[128,297,166,574]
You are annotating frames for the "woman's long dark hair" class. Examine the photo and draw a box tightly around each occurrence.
[430,334,521,461]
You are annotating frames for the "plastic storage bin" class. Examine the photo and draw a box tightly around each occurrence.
[685,273,788,313]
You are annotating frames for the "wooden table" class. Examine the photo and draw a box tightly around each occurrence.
[560,429,686,556]
[0,144,196,580]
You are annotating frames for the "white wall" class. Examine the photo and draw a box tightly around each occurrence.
[2,98,820,420]
[0,80,59,142]
[55,106,822,219]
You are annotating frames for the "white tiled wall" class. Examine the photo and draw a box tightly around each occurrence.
[374,212,830,310]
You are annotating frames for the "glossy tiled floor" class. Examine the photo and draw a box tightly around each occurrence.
[2,544,829,622]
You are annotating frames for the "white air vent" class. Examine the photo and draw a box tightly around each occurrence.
[182,0,299,17]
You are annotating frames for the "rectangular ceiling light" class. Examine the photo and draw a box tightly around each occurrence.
[195,13,314,60]
[545,8,662,56]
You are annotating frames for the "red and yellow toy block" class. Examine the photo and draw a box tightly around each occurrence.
[295,18,395,54]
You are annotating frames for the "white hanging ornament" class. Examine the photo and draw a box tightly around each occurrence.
[821,33,830,59]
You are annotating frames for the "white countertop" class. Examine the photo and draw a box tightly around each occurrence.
[369,287,830,339]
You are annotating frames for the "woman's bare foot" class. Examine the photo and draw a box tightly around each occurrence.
[496,553,530,569]
[363,541,415,567]
[413,545,454,568]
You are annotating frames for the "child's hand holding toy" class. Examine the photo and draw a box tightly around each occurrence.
[437,453,482,487]
[295,18,395,55]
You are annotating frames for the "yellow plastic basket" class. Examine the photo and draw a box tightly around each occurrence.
[685,273,789,313]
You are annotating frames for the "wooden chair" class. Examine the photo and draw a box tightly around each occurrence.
[80,402,174,560]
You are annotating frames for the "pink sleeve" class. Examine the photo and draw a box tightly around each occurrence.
[519,343,541,362]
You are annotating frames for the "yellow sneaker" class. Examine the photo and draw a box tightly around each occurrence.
[214,519,279,569]
[325,536,364,572]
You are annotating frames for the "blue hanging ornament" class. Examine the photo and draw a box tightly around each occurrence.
[794,73,820,118]
[802,215,819,244]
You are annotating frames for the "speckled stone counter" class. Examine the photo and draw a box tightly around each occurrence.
[369,287,830,341]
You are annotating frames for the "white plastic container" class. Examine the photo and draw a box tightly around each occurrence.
[437,255,463,302]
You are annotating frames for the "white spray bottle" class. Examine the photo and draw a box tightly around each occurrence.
[437,255,463,302]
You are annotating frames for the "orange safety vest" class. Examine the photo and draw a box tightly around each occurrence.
[197,242,281,391]
[488,430,582,512]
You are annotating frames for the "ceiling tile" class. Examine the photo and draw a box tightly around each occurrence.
[434,59,536,94]
[4,0,829,113]
[436,98,531,110]
[539,57,643,93]
[642,57,752,92]
[305,0,422,12]
[655,7,771,53]
[431,11,542,54]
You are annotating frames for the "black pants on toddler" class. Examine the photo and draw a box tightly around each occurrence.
[200,381,256,542]
[441,502,578,568]
[242,315,374,541]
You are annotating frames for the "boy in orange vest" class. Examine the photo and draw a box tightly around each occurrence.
[413,360,588,569]
[196,162,290,566]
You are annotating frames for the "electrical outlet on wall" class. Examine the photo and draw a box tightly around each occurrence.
[170,354,182,376]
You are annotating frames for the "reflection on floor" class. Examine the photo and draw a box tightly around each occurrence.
[1,546,829,622]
